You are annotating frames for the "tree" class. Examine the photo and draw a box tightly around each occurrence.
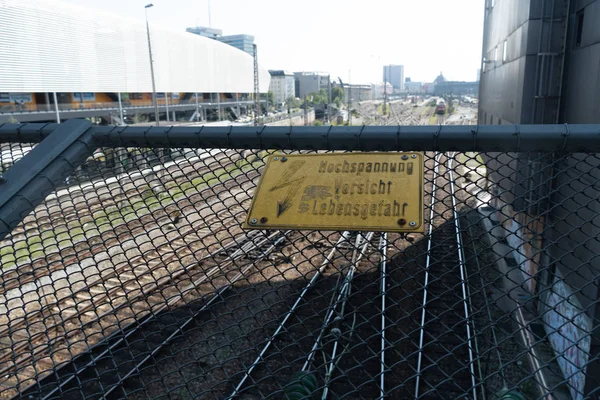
[286,96,300,110]
[331,87,344,104]
[260,91,275,108]
[306,89,328,106]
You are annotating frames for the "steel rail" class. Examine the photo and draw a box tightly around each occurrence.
[296,231,375,400]
[378,232,388,400]
[447,153,478,400]
[94,231,289,399]
[414,152,443,398]
[320,232,379,400]
[29,230,264,400]
[302,233,373,372]
[227,232,351,399]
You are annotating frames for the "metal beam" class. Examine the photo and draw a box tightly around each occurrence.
[0,119,95,240]
[91,124,600,153]
[0,123,60,143]
[2,122,600,152]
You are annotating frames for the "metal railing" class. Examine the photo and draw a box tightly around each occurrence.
[0,120,598,399]
[0,99,263,115]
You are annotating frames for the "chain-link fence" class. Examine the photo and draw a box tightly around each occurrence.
[0,121,598,399]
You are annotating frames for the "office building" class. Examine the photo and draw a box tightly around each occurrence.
[185,26,222,39]
[219,34,255,56]
[187,26,255,56]
[294,72,330,100]
[268,70,295,105]
[383,65,405,90]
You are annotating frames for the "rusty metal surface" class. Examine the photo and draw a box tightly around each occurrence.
[245,153,424,232]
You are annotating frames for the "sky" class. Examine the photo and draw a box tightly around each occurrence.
[61,0,484,84]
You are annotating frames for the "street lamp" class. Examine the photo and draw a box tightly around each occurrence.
[145,3,159,126]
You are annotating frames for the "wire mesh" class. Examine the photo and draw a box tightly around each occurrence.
[0,135,598,400]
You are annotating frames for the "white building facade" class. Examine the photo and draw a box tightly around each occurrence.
[0,0,270,93]
[268,71,295,105]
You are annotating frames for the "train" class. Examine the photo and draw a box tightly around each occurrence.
[435,98,446,114]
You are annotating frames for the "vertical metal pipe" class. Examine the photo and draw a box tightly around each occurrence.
[217,93,221,121]
[45,92,51,111]
[195,93,200,122]
[52,92,60,123]
[555,0,572,123]
[117,92,124,125]
[165,92,170,122]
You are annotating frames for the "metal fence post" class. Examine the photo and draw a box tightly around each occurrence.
[53,92,60,123]
[117,92,124,125]
[0,119,95,240]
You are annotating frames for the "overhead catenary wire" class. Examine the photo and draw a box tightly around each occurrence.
[414,152,443,399]
[101,230,290,399]
[302,232,375,372]
[447,152,478,400]
[228,232,351,398]
[378,232,388,400]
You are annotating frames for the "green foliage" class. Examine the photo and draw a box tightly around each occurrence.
[286,96,301,110]
[334,97,342,109]
[313,120,323,126]
[331,86,344,104]
[304,89,328,107]
[260,91,275,107]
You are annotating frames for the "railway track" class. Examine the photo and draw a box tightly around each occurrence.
[2,111,485,398]
[413,153,477,400]
[226,231,387,398]
[0,152,272,398]
[0,168,261,326]
[206,117,478,398]
[24,230,290,400]
[224,155,479,399]
[0,150,241,292]
[0,199,259,397]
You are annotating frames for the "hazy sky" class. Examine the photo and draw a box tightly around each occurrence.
[61,0,484,84]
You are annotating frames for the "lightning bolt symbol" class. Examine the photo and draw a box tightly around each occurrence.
[269,160,306,217]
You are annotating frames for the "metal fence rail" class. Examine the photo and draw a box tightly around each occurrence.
[0,120,599,399]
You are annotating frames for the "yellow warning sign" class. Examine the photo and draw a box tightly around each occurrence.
[244,153,424,232]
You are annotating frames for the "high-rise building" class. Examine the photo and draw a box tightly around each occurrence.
[186,26,255,56]
[268,70,295,105]
[383,65,405,90]
[218,34,255,56]
[185,26,222,39]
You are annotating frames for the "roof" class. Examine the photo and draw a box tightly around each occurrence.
[294,72,330,77]
[0,0,270,93]
[269,70,294,77]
